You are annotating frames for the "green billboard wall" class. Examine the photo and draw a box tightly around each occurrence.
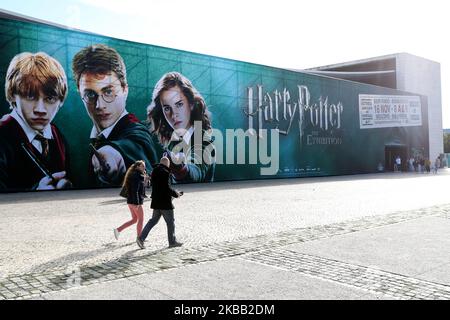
[0,15,429,192]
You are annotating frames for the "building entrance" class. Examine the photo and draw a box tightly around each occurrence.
[385,145,407,172]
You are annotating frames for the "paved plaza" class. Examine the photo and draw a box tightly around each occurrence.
[1,170,450,300]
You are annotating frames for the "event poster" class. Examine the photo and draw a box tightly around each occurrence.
[0,15,429,192]
[359,94,422,129]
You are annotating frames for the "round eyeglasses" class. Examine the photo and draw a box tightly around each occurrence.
[82,91,117,105]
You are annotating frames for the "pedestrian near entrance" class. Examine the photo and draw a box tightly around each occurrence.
[113,160,146,241]
[433,157,440,174]
[408,157,415,172]
[413,157,418,172]
[425,158,431,173]
[137,156,183,249]
[395,155,401,172]
[419,157,425,173]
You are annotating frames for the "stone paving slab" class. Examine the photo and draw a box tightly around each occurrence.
[438,212,450,219]
[1,202,449,300]
[244,249,450,300]
[283,216,450,285]
[38,257,388,300]
[35,277,172,300]
[414,265,450,287]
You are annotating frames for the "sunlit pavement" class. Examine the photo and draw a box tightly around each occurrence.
[1,169,450,300]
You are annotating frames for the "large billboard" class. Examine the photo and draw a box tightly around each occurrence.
[0,14,429,192]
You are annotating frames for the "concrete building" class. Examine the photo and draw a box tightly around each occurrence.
[305,53,443,162]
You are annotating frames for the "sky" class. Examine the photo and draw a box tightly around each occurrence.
[0,0,449,127]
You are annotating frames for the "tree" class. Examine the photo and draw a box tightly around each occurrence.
[444,133,450,153]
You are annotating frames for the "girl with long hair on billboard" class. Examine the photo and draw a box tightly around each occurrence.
[147,72,215,183]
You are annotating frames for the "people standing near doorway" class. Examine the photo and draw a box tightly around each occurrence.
[113,160,146,240]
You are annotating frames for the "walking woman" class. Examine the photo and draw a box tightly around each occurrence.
[113,160,146,240]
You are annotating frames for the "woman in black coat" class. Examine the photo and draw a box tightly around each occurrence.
[113,160,147,240]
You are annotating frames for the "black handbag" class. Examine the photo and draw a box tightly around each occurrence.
[119,186,128,198]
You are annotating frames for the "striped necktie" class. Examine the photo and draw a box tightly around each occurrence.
[35,133,49,158]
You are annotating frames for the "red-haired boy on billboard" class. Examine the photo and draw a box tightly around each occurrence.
[0,52,72,191]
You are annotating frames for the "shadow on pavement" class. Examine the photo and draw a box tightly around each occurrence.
[99,199,127,206]
[28,242,135,274]
[47,246,167,286]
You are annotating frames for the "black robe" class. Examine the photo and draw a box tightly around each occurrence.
[89,113,161,186]
[0,115,68,192]
[167,129,215,183]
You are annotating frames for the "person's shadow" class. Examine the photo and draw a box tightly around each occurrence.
[41,245,168,286]
[28,242,133,273]
[28,242,166,277]
[98,199,127,205]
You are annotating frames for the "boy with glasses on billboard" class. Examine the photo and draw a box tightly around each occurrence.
[72,44,159,186]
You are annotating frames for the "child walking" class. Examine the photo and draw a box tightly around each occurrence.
[114,160,147,241]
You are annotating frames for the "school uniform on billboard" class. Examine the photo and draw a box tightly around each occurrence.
[167,126,215,183]
[0,110,68,191]
[88,111,160,186]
